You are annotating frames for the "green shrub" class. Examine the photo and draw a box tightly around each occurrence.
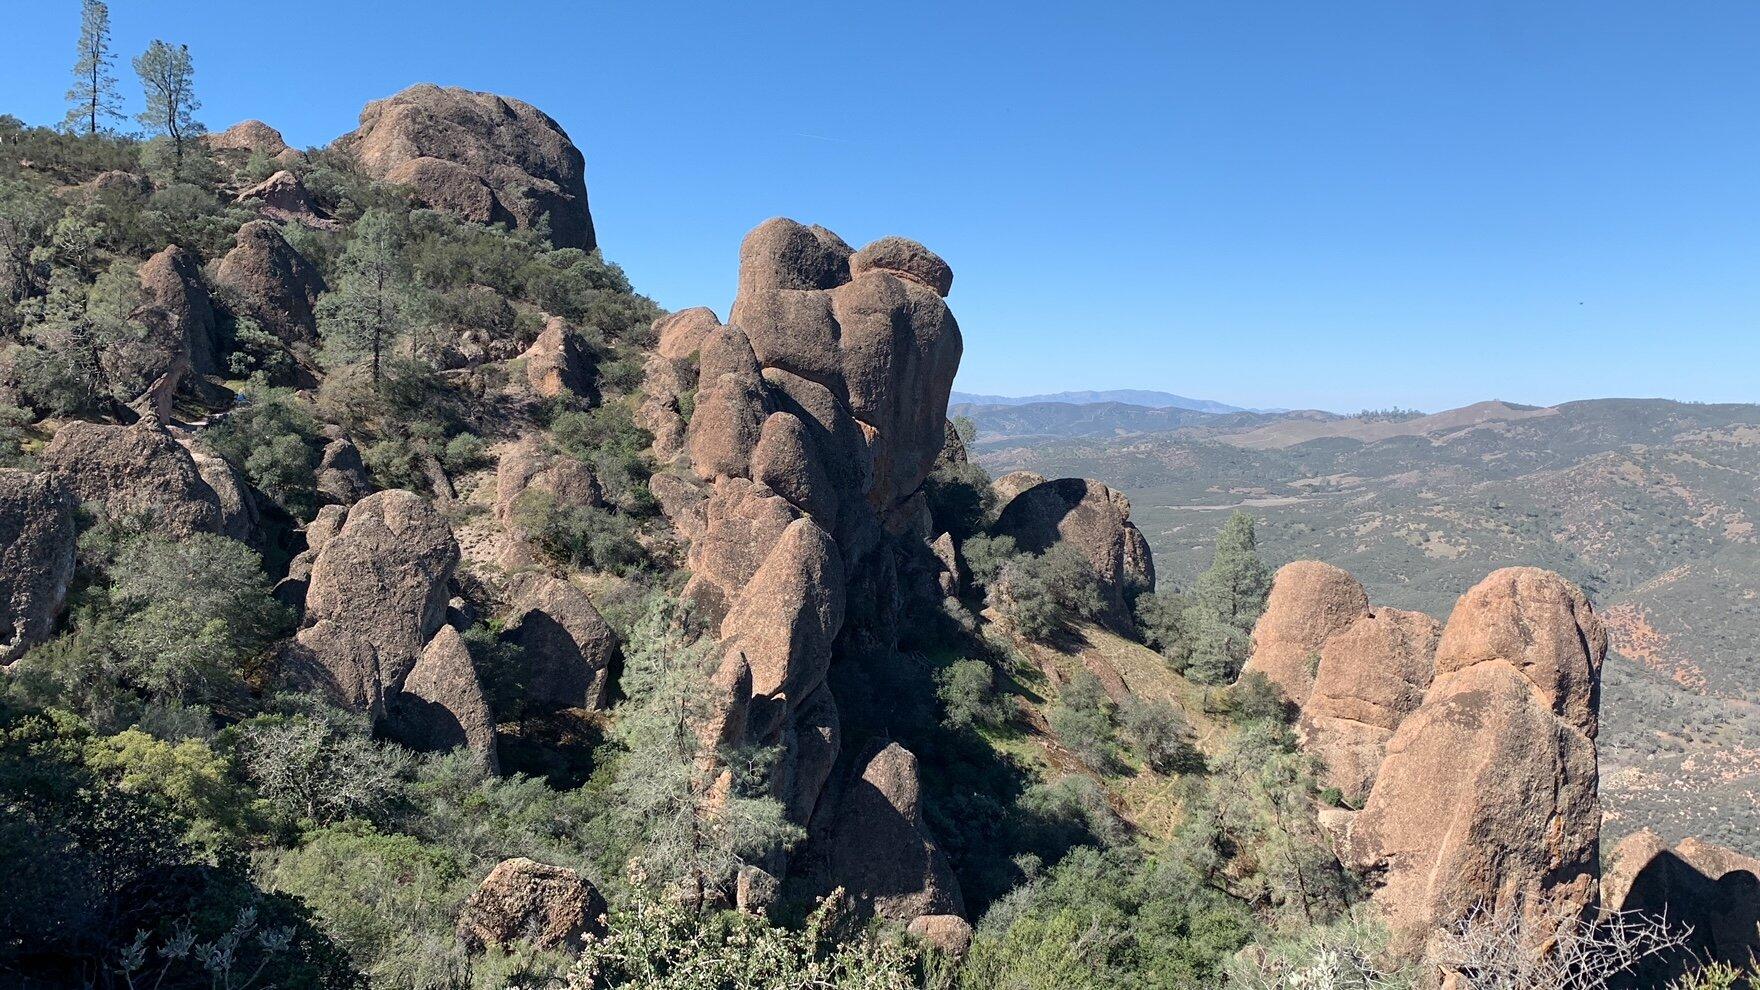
[936,658,1008,733]
[1048,672,1116,770]
[1121,699,1203,775]
[513,488,647,575]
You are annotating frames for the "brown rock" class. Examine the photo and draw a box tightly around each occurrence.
[851,236,954,297]
[316,438,372,506]
[929,532,962,599]
[208,120,289,156]
[683,477,801,625]
[1433,566,1607,737]
[133,245,218,378]
[41,421,234,537]
[1602,831,1760,986]
[387,625,499,772]
[522,316,594,399]
[291,490,459,717]
[826,743,965,922]
[213,220,326,345]
[0,470,75,663]
[1344,568,1603,955]
[749,411,838,530]
[686,371,771,481]
[735,865,781,915]
[654,307,720,362]
[992,477,1154,631]
[720,518,845,739]
[456,858,606,952]
[991,470,1047,513]
[180,436,258,543]
[1299,608,1440,804]
[1241,561,1370,705]
[648,472,707,543]
[735,218,853,293]
[340,85,595,250]
[236,170,330,226]
[778,685,840,825]
[907,915,974,959]
[502,575,619,711]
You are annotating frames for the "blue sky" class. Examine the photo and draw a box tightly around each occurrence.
[6,2,1759,412]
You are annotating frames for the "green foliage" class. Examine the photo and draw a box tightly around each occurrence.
[205,386,323,517]
[63,0,123,136]
[1120,698,1203,775]
[231,710,412,830]
[1048,671,1116,770]
[961,533,1018,590]
[936,658,1008,733]
[1668,962,1747,990]
[569,891,932,990]
[961,846,1253,990]
[1225,672,1295,726]
[1133,591,1195,671]
[925,458,995,542]
[317,208,428,383]
[1222,914,1413,989]
[133,40,204,178]
[513,487,648,576]
[552,403,655,512]
[999,545,1107,642]
[1183,512,1272,684]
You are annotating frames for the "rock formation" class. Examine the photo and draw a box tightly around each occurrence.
[521,316,594,399]
[316,438,372,505]
[41,421,248,538]
[1602,830,1760,986]
[456,858,606,953]
[1298,608,1440,804]
[289,490,461,719]
[823,743,966,922]
[237,171,331,226]
[992,477,1155,632]
[990,470,1046,512]
[1343,567,1605,953]
[640,218,965,921]
[1241,561,1370,705]
[0,470,75,663]
[387,625,499,772]
[133,245,218,381]
[208,120,290,157]
[213,220,326,345]
[338,85,595,251]
[501,575,619,711]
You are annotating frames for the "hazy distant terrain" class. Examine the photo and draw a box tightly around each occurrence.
[968,397,1760,849]
[950,388,1249,413]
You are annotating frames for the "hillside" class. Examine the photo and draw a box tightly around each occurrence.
[970,397,1760,849]
[950,388,1248,413]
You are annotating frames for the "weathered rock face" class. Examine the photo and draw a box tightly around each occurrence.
[290,490,460,718]
[1344,567,1604,954]
[907,914,975,960]
[522,316,593,399]
[316,437,372,506]
[0,470,76,663]
[1241,561,1371,706]
[237,170,330,226]
[387,625,499,772]
[990,470,1046,513]
[501,575,619,711]
[992,477,1155,632]
[456,858,606,953]
[1299,608,1440,804]
[213,220,326,345]
[339,85,595,251]
[133,245,218,379]
[41,421,243,537]
[824,743,966,922]
[1602,831,1760,988]
[208,120,289,157]
[645,219,966,915]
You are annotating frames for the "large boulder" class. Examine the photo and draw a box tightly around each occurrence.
[501,575,619,711]
[315,437,372,506]
[992,477,1155,631]
[1240,561,1370,705]
[133,244,218,379]
[1602,831,1760,988]
[387,625,499,772]
[825,743,966,923]
[0,470,75,663]
[213,220,326,345]
[290,490,459,717]
[522,316,594,399]
[456,858,607,953]
[41,421,240,537]
[991,470,1046,513]
[208,120,289,157]
[339,85,595,250]
[719,518,845,739]
[1343,568,1604,955]
[237,170,331,226]
[1298,608,1440,804]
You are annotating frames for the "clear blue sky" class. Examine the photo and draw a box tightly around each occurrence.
[6,1,1759,412]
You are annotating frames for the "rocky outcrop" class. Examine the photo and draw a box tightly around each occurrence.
[236,170,331,226]
[0,470,75,663]
[990,470,1046,513]
[339,85,595,250]
[456,858,606,953]
[315,438,372,506]
[1298,608,1440,804]
[289,490,460,718]
[644,218,966,914]
[41,421,244,537]
[908,915,975,960]
[1602,831,1760,987]
[501,575,619,711]
[992,477,1155,632]
[824,743,966,923]
[1241,561,1370,705]
[521,316,593,399]
[208,120,290,157]
[1344,568,1604,954]
[133,245,218,381]
[387,625,499,772]
[213,220,326,345]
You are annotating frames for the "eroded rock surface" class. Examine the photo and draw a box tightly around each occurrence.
[41,421,241,537]
[388,625,499,772]
[992,477,1154,631]
[1241,561,1370,705]
[456,858,606,953]
[824,743,966,923]
[0,470,75,663]
[502,575,619,711]
[213,220,326,345]
[1299,608,1440,804]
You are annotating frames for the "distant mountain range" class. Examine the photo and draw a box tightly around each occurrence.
[949,389,1254,414]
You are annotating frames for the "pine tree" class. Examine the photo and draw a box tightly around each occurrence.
[63,0,123,135]
[133,40,202,166]
[1183,511,1273,684]
[316,210,420,385]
